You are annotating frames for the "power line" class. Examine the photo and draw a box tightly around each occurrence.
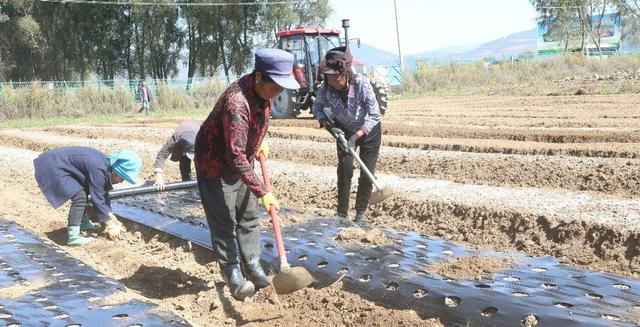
[35,0,295,6]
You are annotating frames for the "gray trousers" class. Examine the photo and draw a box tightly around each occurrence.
[68,190,88,227]
[197,175,261,268]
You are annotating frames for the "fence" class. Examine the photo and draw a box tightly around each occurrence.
[0,76,230,121]
[372,65,403,87]
[0,76,224,100]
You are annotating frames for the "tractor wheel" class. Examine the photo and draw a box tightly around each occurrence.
[271,89,298,119]
[370,79,389,115]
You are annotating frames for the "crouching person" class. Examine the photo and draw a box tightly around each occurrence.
[34,146,142,245]
[194,49,299,300]
[153,119,201,190]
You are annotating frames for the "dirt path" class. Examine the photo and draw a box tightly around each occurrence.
[1,94,639,325]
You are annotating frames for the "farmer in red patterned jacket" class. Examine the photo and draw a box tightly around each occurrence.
[194,49,299,300]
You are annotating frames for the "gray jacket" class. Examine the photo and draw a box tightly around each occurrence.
[154,120,202,172]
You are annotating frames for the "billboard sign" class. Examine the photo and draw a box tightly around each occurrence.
[537,12,621,55]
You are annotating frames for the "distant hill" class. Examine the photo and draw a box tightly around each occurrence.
[451,28,538,60]
[354,29,538,67]
[404,43,481,64]
[350,44,398,66]
[407,28,538,64]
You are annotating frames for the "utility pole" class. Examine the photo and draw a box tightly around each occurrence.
[394,0,404,74]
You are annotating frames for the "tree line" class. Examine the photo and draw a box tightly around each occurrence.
[530,0,640,54]
[0,0,332,82]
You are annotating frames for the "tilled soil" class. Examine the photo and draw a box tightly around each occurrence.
[427,256,517,281]
[335,227,393,246]
[0,94,639,325]
[0,146,437,327]
[38,125,640,198]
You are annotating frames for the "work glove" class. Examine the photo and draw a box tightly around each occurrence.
[260,192,280,212]
[330,126,344,136]
[348,133,361,150]
[102,213,125,240]
[255,142,270,160]
[154,172,165,191]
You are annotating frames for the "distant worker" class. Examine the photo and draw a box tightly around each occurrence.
[153,119,202,190]
[138,80,153,115]
[312,46,382,223]
[194,49,299,300]
[33,147,142,246]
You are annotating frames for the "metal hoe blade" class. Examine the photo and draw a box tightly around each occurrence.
[370,183,394,204]
[272,266,315,294]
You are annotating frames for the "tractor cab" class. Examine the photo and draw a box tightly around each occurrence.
[273,26,342,118]
[272,20,389,119]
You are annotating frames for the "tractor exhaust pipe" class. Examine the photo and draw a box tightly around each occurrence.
[342,19,350,47]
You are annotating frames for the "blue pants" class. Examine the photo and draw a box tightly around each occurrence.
[139,100,150,115]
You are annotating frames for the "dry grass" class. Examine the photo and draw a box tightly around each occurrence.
[401,54,640,96]
[0,79,225,121]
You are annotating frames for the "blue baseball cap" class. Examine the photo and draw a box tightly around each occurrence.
[107,149,142,184]
[255,49,300,90]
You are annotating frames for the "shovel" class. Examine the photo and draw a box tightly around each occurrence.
[258,154,315,294]
[326,126,393,204]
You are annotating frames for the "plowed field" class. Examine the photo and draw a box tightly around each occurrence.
[0,94,638,326]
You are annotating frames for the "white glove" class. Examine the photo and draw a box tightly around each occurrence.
[103,214,124,240]
[154,172,165,191]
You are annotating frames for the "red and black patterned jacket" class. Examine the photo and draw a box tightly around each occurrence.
[194,73,270,197]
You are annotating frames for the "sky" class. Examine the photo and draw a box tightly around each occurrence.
[327,0,538,55]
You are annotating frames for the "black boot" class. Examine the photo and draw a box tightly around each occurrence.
[244,259,270,289]
[221,264,255,300]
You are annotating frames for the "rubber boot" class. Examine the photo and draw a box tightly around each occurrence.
[244,259,270,289]
[80,212,100,232]
[334,212,348,219]
[221,264,255,300]
[67,226,94,246]
[354,212,366,223]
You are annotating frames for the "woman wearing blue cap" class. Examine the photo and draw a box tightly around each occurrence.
[33,146,142,245]
[194,48,299,300]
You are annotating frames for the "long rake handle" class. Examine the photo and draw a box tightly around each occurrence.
[258,154,290,270]
[331,129,383,190]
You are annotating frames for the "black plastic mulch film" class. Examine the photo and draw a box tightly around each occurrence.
[113,189,640,327]
[0,218,191,327]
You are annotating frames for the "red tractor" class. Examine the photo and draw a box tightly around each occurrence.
[272,19,389,119]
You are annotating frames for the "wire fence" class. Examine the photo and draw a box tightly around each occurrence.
[0,76,226,99]
[2,50,639,95]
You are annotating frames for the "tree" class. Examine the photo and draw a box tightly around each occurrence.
[617,0,640,45]
[259,0,332,44]
[130,2,183,80]
[0,0,334,82]
[0,0,45,80]
[181,0,221,82]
